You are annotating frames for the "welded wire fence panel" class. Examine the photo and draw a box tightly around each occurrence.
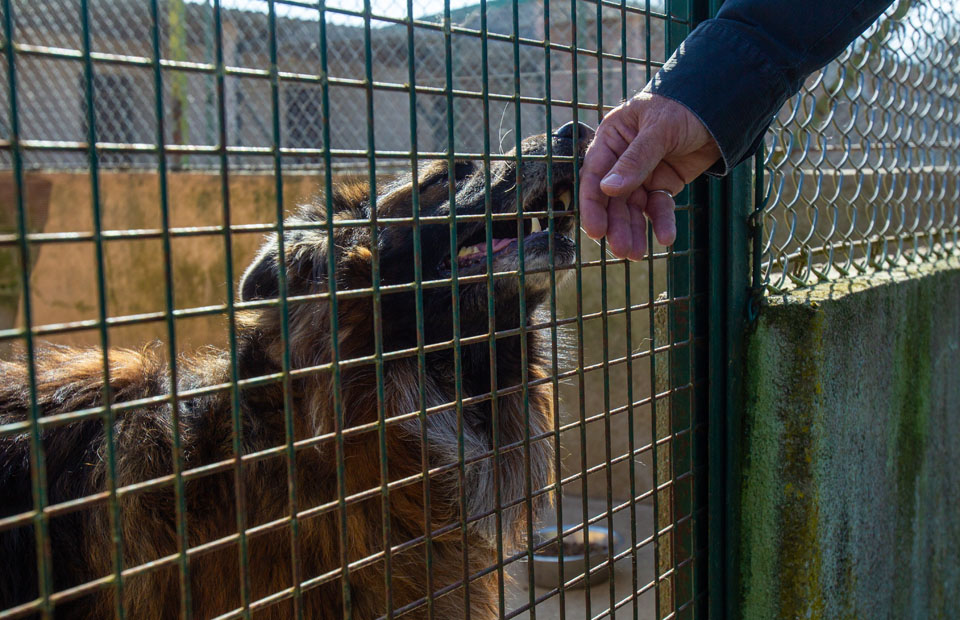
[759,0,960,293]
[4,0,660,172]
[0,1,705,619]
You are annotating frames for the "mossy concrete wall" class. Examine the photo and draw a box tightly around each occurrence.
[740,257,960,619]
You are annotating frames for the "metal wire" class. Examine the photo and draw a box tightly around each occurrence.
[2,0,661,172]
[0,1,702,619]
[77,1,126,615]
[759,0,960,293]
[147,0,192,615]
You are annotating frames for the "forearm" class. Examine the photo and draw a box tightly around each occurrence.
[645,0,896,174]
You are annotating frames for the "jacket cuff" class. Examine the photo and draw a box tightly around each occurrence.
[644,19,792,176]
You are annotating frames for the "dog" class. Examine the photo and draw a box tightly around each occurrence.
[0,122,593,619]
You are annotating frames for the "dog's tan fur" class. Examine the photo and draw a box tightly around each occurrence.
[0,128,587,619]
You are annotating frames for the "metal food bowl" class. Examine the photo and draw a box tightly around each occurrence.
[518,525,623,589]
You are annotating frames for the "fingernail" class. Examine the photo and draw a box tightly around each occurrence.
[600,173,623,189]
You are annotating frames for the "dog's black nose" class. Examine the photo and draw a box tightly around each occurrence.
[555,120,595,141]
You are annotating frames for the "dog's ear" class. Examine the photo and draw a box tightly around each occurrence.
[239,238,281,302]
[241,231,333,302]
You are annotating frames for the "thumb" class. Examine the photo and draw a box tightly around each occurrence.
[599,129,666,198]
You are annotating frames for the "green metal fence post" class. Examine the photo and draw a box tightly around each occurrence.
[733,172,754,607]
[662,2,710,618]
[679,2,756,617]
[706,161,753,620]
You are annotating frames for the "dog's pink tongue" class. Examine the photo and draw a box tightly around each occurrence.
[458,237,515,265]
[491,237,513,253]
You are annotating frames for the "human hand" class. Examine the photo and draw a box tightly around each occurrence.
[579,92,722,260]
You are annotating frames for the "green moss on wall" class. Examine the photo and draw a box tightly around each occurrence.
[742,304,827,620]
[775,306,826,619]
[740,258,960,620]
[889,283,932,616]
[741,317,785,620]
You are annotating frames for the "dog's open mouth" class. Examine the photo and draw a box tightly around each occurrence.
[439,185,576,274]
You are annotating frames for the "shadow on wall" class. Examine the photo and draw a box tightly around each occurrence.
[0,170,670,505]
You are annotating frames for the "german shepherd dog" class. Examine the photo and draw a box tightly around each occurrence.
[0,122,592,619]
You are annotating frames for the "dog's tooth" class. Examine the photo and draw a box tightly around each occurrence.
[458,244,483,259]
[529,217,542,234]
[558,190,572,209]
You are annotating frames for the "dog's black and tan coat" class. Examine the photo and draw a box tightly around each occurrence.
[0,124,592,619]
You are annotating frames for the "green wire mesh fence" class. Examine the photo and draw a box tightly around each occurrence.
[1,1,707,619]
[3,0,660,173]
[759,0,960,293]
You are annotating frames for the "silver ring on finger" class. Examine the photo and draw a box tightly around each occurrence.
[648,189,674,199]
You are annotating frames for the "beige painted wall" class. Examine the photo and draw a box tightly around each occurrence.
[1,170,325,351]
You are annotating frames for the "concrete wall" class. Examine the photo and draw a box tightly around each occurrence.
[0,170,327,353]
[740,257,960,619]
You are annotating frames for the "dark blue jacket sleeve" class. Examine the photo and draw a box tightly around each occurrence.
[645,0,895,175]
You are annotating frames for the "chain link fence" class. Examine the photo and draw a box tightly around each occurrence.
[2,0,662,173]
[760,0,960,293]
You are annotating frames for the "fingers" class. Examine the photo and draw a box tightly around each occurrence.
[603,185,675,260]
[643,161,680,246]
[627,199,648,261]
[645,160,686,197]
[599,127,667,199]
[578,137,622,240]
[577,97,683,254]
[646,190,677,247]
[579,171,609,240]
[604,196,633,259]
